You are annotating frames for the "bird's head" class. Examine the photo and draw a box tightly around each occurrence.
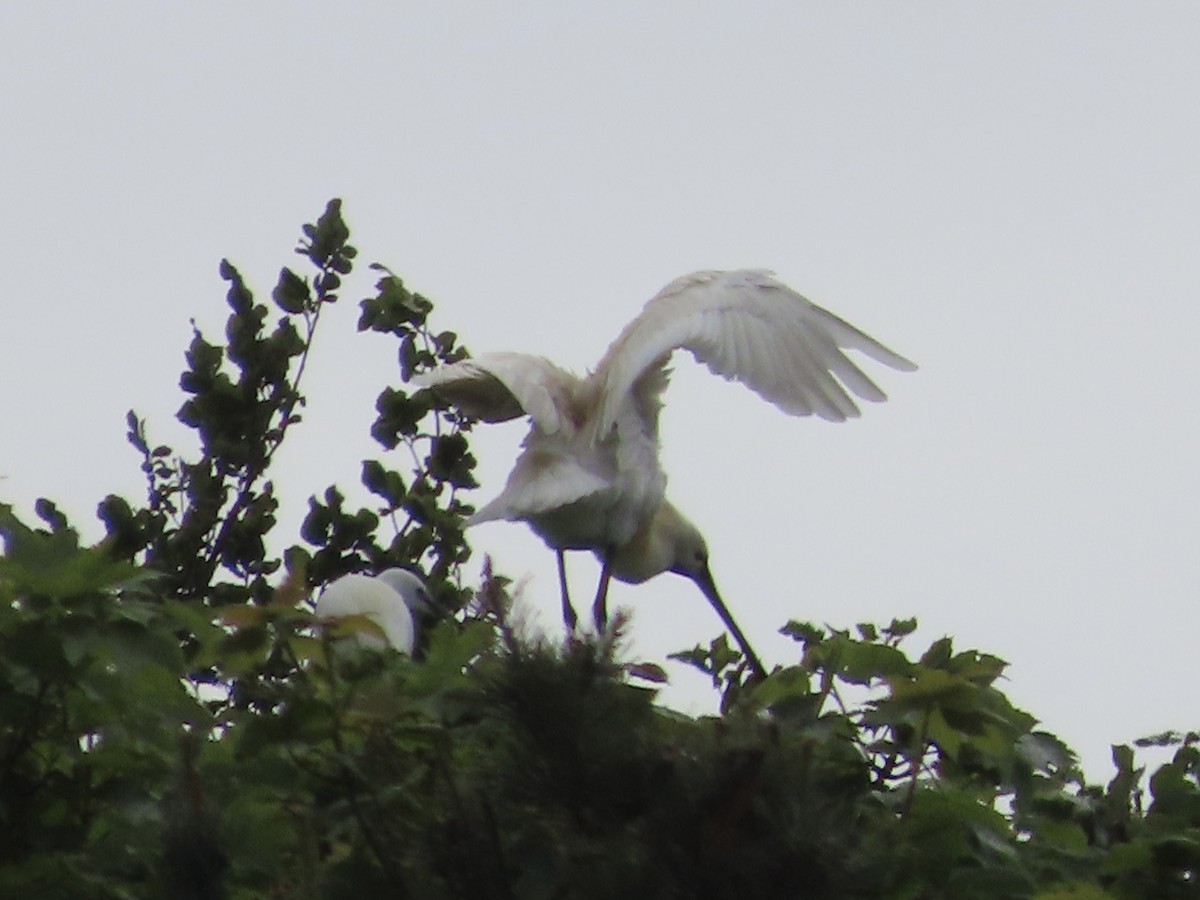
[376,568,442,656]
[661,506,767,680]
[660,504,713,585]
[376,568,436,617]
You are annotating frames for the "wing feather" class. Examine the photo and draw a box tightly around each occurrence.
[592,270,916,432]
[410,352,580,434]
[469,450,609,523]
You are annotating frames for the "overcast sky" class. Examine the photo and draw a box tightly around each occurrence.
[3,3,1197,781]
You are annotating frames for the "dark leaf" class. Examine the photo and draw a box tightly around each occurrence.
[272,267,310,314]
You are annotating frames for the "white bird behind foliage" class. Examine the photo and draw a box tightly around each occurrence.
[411,269,916,676]
[314,568,433,655]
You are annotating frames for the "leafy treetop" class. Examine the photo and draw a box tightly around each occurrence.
[1,202,1197,899]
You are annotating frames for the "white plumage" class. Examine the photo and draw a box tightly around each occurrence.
[411,270,916,677]
[314,568,433,654]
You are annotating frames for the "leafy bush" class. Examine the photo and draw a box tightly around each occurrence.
[1,203,1196,899]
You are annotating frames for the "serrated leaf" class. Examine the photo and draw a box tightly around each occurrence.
[780,620,825,645]
[856,622,878,642]
[920,636,953,668]
[884,616,919,639]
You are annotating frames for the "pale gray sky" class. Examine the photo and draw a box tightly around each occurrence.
[3,3,1198,780]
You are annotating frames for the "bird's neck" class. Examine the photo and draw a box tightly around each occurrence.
[607,502,690,585]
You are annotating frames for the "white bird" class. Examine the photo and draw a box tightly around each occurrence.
[314,568,434,655]
[411,269,916,678]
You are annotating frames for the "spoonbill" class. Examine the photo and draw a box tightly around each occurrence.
[315,568,434,655]
[411,269,916,678]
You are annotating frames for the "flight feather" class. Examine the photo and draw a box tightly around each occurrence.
[590,269,917,433]
[411,352,580,434]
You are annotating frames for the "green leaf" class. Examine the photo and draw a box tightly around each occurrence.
[919,636,953,668]
[0,504,138,599]
[747,664,813,714]
[1134,729,1200,749]
[903,785,1015,867]
[1016,731,1077,776]
[1148,756,1200,819]
[856,621,878,642]
[217,606,266,630]
[272,267,310,314]
[1149,833,1200,869]
[668,645,711,673]
[926,706,967,759]
[302,197,352,268]
[947,649,1008,686]
[361,459,407,506]
[34,498,69,532]
[838,640,913,684]
[1100,839,1153,876]
[625,662,668,684]
[321,611,390,645]
[883,616,919,639]
[780,619,824,645]
[1030,819,1090,855]
[887,666,974,707]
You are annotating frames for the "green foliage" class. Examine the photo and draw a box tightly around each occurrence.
[0,504,208,897]
[3,203,1197,898]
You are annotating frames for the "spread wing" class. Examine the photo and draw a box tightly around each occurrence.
[409,352,582,435]
[590,269,917,433]
[468,447,610,524]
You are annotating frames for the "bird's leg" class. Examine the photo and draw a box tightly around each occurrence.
[557,550,578,632]
[591,549,615,631]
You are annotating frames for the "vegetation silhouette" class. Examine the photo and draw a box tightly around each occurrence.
[1,202,1196,899]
